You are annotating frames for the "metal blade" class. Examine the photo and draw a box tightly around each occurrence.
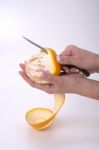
[22,36,48,53]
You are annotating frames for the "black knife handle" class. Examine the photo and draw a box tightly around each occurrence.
[62,65,90,77]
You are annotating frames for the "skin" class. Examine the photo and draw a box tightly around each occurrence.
[19,45,99,100]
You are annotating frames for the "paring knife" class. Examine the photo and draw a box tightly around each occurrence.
[23,36,90,77]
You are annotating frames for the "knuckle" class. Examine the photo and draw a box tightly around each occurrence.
[66,44,76,50]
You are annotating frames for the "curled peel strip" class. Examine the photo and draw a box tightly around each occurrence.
[25,48,65,130]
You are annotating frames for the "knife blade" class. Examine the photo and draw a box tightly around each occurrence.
[22,36,48,54]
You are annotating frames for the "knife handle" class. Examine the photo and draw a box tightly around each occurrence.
[62,65,90,77]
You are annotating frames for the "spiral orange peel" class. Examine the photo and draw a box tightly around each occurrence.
[25,48,65,130]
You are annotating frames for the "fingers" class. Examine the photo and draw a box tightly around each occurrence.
[62,66,80,74]
[19,63,36,87]
[40,72,57,84]
[19,71,35,86]
[61,66,70,73]
[69,67,79,73]
[19,70,55,93]
[57,55,76,65]
[62,65,87,78]
[57,45,80,66]
[19,63,56,83]
[19,63,25,71]
[19,63,57,84]
[59,45,77,56]
[69,73,85,78]
[19,63,55,93]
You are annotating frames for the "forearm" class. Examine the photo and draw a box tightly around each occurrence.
[73,77,99,100]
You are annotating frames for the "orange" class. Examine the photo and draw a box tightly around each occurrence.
[25,48,65,130]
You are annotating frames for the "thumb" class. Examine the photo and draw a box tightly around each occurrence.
[57,55,76,65]
[40,72,57,84]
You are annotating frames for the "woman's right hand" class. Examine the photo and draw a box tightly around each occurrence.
[57,45,99,73]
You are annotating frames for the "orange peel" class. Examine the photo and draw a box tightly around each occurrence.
[25,48,65,130]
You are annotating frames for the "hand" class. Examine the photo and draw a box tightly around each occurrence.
[19,63,83,94]
[19,63,99,100]
[57,45,99,73]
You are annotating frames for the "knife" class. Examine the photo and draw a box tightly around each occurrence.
[23,36,90,77]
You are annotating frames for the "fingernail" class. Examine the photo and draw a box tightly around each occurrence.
[57,55,61,62]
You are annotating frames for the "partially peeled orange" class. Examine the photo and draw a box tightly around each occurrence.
[25,48,65,130]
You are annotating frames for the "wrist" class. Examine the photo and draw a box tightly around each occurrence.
[69,76,89,96]
[67,76,84,94]
[70,76,99,99]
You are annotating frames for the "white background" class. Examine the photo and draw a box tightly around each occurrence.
[0,0,99,150]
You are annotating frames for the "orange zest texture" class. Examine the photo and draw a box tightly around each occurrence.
[25,48,65,130]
